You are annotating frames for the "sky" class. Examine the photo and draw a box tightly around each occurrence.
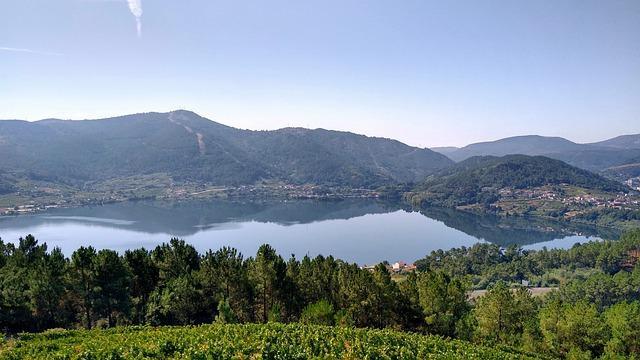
[1,0,638,148]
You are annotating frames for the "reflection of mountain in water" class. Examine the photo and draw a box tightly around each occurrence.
[0,199,620,247]
[419,207,620,246]
[0,199,400,237]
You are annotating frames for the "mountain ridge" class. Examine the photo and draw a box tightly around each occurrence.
[432,134,640,172]
[0,110,453,188]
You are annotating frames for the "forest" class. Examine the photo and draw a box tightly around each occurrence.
[1,230,640,359]
[407,155,627,209]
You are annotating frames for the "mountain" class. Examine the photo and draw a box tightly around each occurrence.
[435,134,640,172]
[429,146,459,156]
[407,154,627,208]
[441,135,588,162]
[589,134,640,149]
[0,110,453,188]
[547,148,640,172]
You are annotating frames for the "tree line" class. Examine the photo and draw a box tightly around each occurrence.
[1,230,640,359]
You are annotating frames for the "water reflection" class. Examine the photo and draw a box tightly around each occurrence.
[419,207,618,247]
[0,199,617,264]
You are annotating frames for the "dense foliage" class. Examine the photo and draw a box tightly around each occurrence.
[0,110,452,188]
[1,230,640,359]
[415,229,640,287]
[0,237,427,333]
[0,323,540,360]
[407,155,627,207]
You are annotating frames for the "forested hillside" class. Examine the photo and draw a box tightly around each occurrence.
[407,155,627,208]
[602,156,640,181]
[0,110,452,188]
[0,175,16,196]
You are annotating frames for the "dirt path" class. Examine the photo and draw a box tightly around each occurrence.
[168,112,206,155]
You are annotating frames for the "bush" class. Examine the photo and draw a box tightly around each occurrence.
[299,300,334,326]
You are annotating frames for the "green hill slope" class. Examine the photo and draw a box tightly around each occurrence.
[0,323,542,360]
[602,155,640,181]
[408,155,627,208]
[0,110,452,188]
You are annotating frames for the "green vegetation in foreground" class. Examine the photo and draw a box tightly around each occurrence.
[2,230,640,359]
[0,323,540,360]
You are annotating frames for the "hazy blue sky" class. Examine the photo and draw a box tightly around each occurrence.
[1,0,638,147]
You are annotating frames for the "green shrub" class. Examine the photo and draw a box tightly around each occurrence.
[299,300,334,326]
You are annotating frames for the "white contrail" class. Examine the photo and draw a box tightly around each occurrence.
[127,0,143,37]
[0,47,63,56]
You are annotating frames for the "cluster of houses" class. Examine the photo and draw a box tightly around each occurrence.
[499,187,559,200]
[0,204,63,216]
[625,177,640,191]
[499,185,640,210]
[563,194,639,209]
[390,261,417,273]
[0,204,38,215]
[361,261,417,274]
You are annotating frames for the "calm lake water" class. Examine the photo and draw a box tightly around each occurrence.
[0,199,617,264]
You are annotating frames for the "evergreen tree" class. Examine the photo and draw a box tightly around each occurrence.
[417,271,469,337]
[124,248,158,324]
[473,282,537,347]
[153,238,200,284]
[69,246,98,329]
[539,300,608,358]
[199,247,252,322]
[248,244,287,323]
[215,298,237,324]
[28,247,67,330]
[146,275,208,325]
[604,301,640,357]
[93,249,131,327]
[300,299,334,325]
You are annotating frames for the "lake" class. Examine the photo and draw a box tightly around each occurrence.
[0,199,617,265]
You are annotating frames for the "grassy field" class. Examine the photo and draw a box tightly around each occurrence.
[0,323,544,360]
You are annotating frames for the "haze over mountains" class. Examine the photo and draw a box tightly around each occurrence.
[0,110,452,188]
[432,134,640,173]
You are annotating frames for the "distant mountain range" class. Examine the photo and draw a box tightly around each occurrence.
[1,110,638,194]
[432,134,640,172]
[0,110,452,188]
